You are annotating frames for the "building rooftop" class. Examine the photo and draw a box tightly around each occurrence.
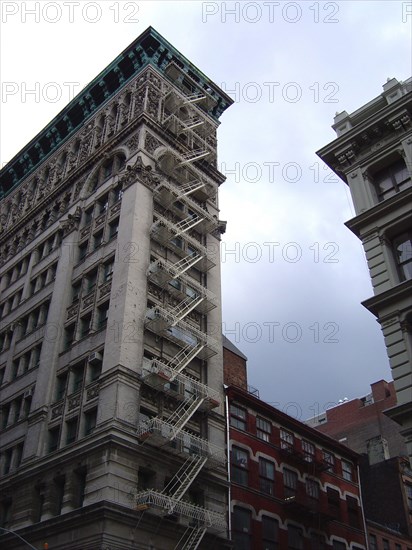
[0,26,233,199]
[222,335,248,361]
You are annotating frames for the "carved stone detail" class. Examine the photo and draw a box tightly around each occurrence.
[51,403,64,419]
[68,393,81,411]
[145,133,163,154]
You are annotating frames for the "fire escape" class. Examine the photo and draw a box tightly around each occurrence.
[134,67,226,550]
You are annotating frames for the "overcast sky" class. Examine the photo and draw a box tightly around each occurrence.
[1,1,411,419]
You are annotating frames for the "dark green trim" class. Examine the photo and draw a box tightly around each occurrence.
[0,27,233,199]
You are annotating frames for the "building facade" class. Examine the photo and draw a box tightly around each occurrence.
[307,380,408,463]
[307,381,412,547]
[0,28,233,549]
[316,77,412,463]
[227,384,367,550]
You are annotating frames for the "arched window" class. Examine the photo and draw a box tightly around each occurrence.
[90,153,126,192]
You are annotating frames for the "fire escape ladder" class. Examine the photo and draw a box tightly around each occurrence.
[167,395,206,435]
[171,294,205,324]
[174,526,207,550]
[180,179,207,197]
[170,343,206,374]
[175,215,203,235]
[172,254,203,277]
[165,455,208,503]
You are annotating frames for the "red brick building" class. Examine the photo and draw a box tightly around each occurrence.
[307,381,412,548]
[306,380,407,463]
[226,384,367,549]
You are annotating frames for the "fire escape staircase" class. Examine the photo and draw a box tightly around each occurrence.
[137,77,225,545]
[174,526,207,550]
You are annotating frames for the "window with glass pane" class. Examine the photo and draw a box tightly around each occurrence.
[393,232,412,281]
[230,404,247,430]
[302,440,315,462]
[65,417,78,445]
[262,516,278,550]
[310,533,326,550]
[327,487,340,518]
[306,478,320,499]
[283,469,298,498]
[233,507,251,550]
[347,496,360,527]
[332,542,346,550]
[373,159,411,201]
[341,460,353,481]
[257,417,271,441]
[369,534,377,550]
[280,429,294,451]
[259,458,275,495]
[288,525,303,550]
[232,447,249,486]
[322,450,335,472]
[103,260,114,282]
[406,484,412,510]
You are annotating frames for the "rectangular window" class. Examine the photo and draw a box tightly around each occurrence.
[288,525,303,550]
[78,241,88,262]
[85,269,98,293]
[280,429,294,451]
[97,194,109,213]
[406,484,412,510]
[373,158,411,201]
[71,364,84,393]
[97,302,110,329]
[84,408,97,435]
[310,533,326,550]
[79,314,92,338]
[84,207,93,226]
[332,542,346,550]
[283,468,298,499]
[14,443,24,468]
[71,282,81,303]
[66,417,78,445]
[54,476,65,515]
[347,496,360,528]
[262,516,278,550]
[108,220,119,239]
[327,487,340,519]
[382,540,390,550]
[55,373,68,401]
[48,427,60,453]
[306,478,320,499]
[393,232,412,282]
[103,260,114,282]
[257,417,271,441]
[259,458,275,495]
[93,231,103,250]
[323,450,335,472]
[231,447,249,486]
[230,404,247,431]
[233,507,251,550]
[3,449,12,474]
[302,440,315,462]
[341,460,353,481]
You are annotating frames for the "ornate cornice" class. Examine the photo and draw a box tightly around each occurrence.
[0,27,233,199]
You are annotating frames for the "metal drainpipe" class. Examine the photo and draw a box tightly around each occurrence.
[357,464,369,550]
[224,387,232,540]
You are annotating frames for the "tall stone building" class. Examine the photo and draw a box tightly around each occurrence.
[317,77,412,464]
[0,27,233,549]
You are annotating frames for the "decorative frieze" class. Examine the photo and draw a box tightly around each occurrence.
[68,393,81,411]
[51,403,64,419]
[86,383,100,401]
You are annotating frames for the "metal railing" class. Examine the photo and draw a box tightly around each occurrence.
[134,490,226,530]
[136,418,226,464]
